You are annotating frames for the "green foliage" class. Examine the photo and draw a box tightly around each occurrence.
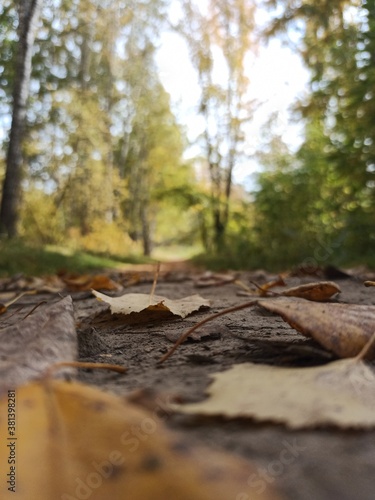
[3,0,375,271]
[0,0,200,258]
[236,0,375,270]
[175,0,256,250]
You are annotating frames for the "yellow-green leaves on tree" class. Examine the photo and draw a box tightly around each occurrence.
[93,290,210,320]
[258,297,375,359]
[174,360,375,428]
[0,380,280,500]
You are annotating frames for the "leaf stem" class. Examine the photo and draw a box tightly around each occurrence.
[158,300,258,363]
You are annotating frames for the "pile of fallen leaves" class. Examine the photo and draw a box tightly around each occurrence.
[1,266,375,498]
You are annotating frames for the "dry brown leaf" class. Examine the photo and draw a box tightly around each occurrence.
[174,359,375,428]
[62,273,120,291]
[255,276,286,296]
[280,281,341,301]
[194,271,236,288]
[93,290,210,319]
[258,297,375,359]
[0,380,280,499]
[237,281,340,301]
[0,275,64,294]
[0,296,77,390]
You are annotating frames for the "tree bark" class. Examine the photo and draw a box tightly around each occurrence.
[0,0,43,238]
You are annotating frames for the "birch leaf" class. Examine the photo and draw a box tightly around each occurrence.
[93,290,210,319]
[0,380,280,500]
[258,297,375,359]
[174,360,375,428]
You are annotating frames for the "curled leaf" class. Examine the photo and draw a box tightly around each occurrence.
[258,297,375,359]
[280,281,341,301]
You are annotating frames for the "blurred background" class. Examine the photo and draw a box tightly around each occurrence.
[0,0,374,274]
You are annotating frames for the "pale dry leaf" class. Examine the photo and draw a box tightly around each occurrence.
[174,360,375,428]
[258,297,375,359]
[0,296,77,390]
[0,380,280,500]
[92,290,210,319]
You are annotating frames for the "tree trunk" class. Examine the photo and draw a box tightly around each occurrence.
[0,0,43,238]
[140,202,152,256]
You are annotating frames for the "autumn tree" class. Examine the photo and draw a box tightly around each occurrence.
[174,0,255,250]
[255,0,375,266]
[0,0,43,238]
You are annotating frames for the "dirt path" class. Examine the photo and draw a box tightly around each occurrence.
[8,268,375,499]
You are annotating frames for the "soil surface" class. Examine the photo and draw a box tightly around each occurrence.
[7,265,375,500]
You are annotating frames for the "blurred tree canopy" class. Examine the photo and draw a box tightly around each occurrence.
[0,0,196,256]
[1,0,375,268]
[251,0,375,269]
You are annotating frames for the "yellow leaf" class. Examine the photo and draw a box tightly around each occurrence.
[0,380,279,500]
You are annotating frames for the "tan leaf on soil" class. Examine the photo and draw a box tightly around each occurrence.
[0,380,280,500]
[174,359,375,428]
[61,273,120,291]
[258,297,375,359]
[0,296,77,390]
[93,290,210,319]
[194,271,236,288]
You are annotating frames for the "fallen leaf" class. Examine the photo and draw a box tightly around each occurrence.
[0,380,280,499]
[280,281,341,301]
[194,271,236,288]
[62,273,120,291]
[236,281,340,301]
[173,359,375,428]
[92,290,210,319]
[258,297,375,359]
[0,296,77,390]
[291,265,353,279]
